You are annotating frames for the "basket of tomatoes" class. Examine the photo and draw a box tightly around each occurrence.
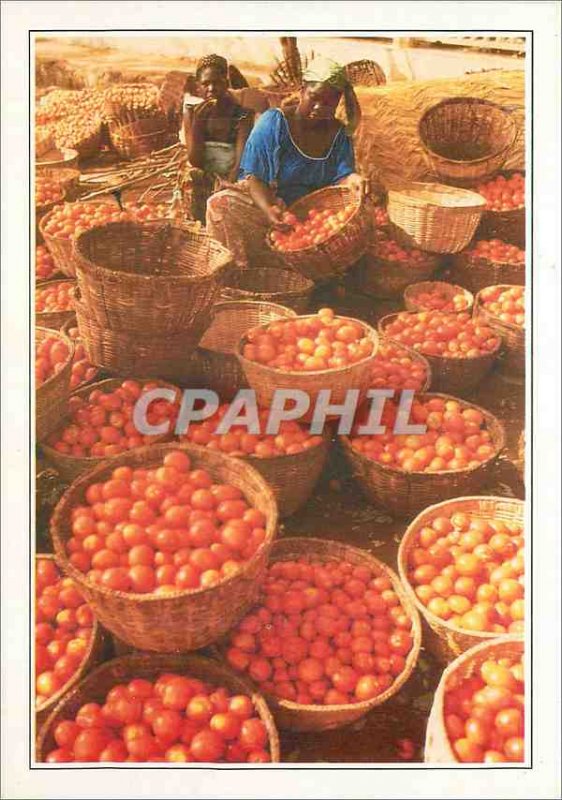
[220,267,314,314]
[356,238,441,299]
[35,555,107,728]
[474,285,525,375]
[369,338,431,393]
[220,537,421,732]
[35,279,76,331]
[450,239,525,294]
[36,327,74,440]
[60,320,100,391]
[340,394,505,519]
[51,444,278,652]
[40,378,181,483]
[404,281,473,315]
[36,653,280,763]
[476,171,525,249]
[425,636,524,763]
[378,310,501,396]
[36,174,66,243]
[266,186,372,284]
[36,244,61,282]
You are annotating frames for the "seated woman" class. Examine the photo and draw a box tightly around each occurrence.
[180,54,254,222]
[206,56,367,270]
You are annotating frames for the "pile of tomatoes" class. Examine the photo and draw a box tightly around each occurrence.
[373,238,434,266]
[63,449,267,594]
[36,245,58,281]
[383,311,501,359]
[373,205,389,227]
[36,558,94,706]
[180,404,323,458]
[65,326,98,389]
[225,555,414,706]
[44,672,272,763]
[406,509,524,633]
[46,379,179,458]
[270,206,356,252]
[444,653,524,762]
[36,334,71,386]
[465,239,525,265]
[409,285,470,314]
[349,396,497,473]
[36,176,64,207]
[479,285,525,327]
[53,116,101,151]
[369,340,428,392]
[36,281,75,314]
[476,172,524,213]
[242,308,374,372]
[42,201,171,241]
[103,84,160,118]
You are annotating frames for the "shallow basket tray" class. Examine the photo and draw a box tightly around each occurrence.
[40,377,180,483]
[219,266,314,313]
[418,98,518,187]
[387,182,486,254]
[36,653,280,762]
[476,170,525,249]
[378,312,500,396]
[340,393,505,519]
[51,443,278,652]
[35,279,76,331]
[266,186,372,284]
[450,250,525,294]
[424,635,524,762]
[36,326,74,441]
[218,537,421,732]
[474,286,525,375]
[35,554,107,729]
[397,496,524,663]
[403,281,474,315]
[355,247,440,299]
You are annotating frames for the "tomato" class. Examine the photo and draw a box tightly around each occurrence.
[190,729,225,762]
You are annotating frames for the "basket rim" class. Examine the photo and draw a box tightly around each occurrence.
[374,335,433,393]
[237,313,379,378]
[36,147,79,168]
[474,285,525,333]
[180,428,332,466]
[403,281,474,306]
[397,495,524,641]
[378,311,503,362]
[35,325,75,389]
[221,266,315,294]
[50,442,278,604]
[458,248,526,268]
[38,200,121,243]
[366,245,441,268]
[340,392,506,477]
[199,300,297,355]
[388,182,487,210]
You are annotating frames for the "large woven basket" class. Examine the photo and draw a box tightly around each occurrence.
[36,326,74,441]
[266,186,372,283]
[108,116,177,160]
[40,377,180,482]
[371,336,433,393]
[355,247,440,299]
[36,653,280,762]
[35,279,76,331]
[59,317,101,390]
[387,183,486,254]
[220,267,314,313]
[190,301,296,401]
[345,59,386,87]
[397,496,524,663]
[450,249,526,294]
[474,286,525,375]
[51,443,278,652]
[103,83,160,120]
[340,393,505,518]
[39,207,79,278]
[378,312,500,395]
[476,170,526,249]
[404,281,474,315]
[35,554,107,728]
[424,635,524,762]
[418,98,518,187]
[220,537,421,732]
[73,220,231,335]
[237,314,379,414]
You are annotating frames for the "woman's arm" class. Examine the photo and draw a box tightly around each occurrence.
[184,101,212,168]
[342,84,362,136]
[228,112,254,183]
[246,175,288,228]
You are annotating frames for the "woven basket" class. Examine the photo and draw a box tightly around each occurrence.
[69,127,102,160]
[222,537,421,732]
[372,336,433,393]
[345,59,386,87]
[340,393,505,519]
[36,166,81,201]
[36,326,74,441]
[418,98,518,187]
[35,279,76,331]
[191,301,296,401]
[237,314,379,415]
[404,281,474,315]
[266,186,372,283]
[59,318,101,389]
[355,248,440,299]
[73,220,231,335]
[51,443,278,652]
[40,377,180,482]
[424,635,524,762]
[474,287,525,375]
[35,554,107,728]
[103,84,160,120]
[108,116,177,161]
[450,250,525,294]
[220,267,314,313]
[387,183,486,254]
[39,208,77,278]
[36,148,79,170]
[36,653,280,762]
[378,313,500,395]
[397,496,524,664]
[477,170,526,249]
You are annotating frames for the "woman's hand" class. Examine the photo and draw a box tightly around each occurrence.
[341,172,370,199]
[265,201,291,231]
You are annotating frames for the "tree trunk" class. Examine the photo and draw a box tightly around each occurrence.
[279,37,302,84]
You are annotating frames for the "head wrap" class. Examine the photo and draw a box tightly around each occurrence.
[301,56,347,90]
[196,54,228,79]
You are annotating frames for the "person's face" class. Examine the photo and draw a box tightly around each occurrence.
[298,83,342,122]
[197,67,228,101]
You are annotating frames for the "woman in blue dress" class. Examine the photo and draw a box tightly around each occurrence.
[206,57,368,269]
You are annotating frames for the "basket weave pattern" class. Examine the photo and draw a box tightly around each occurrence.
[474,287,525,375]
[108,116,177,160]
[220,267,314,313]
[356,249,440,299]
[450,251,525,294]
[345,59,386,87]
